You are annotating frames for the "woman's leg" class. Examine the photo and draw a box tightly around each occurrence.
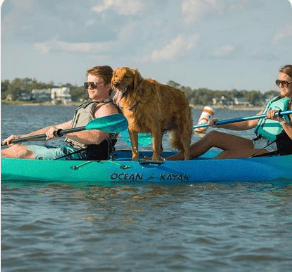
[166,131,263,160]
[216,147,268,159]
[1,144,35,159]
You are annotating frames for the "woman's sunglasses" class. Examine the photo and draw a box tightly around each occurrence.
[275,80,292,88]
[84,82,103,89]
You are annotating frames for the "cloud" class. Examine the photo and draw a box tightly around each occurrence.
[248,46,276,61]
[85,19,96,27]
[92,0,149,15]
[34,43,51,55]
[272,24,292,44]
[228,0,264,10]
[2,0,119,44]
[2,0,35,41]
[181,0,225,25]
[143,34,200,62]
[181,0,264,25]
[33,19,167,57]
[289,0,292,7]
[212,44,235,57]
[34,39,115,55]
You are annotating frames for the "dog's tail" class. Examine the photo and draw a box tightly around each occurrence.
[169,106,193,156]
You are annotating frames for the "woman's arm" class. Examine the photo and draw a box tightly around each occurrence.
[210,108,264,131]
[266,109,292,140]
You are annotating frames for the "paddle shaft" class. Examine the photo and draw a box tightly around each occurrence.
[1,113,128,146]
[1,126,86,146]
[118,110,292,146]
[193,110,292,129]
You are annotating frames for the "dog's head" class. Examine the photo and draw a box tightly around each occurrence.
[112,67,142,105]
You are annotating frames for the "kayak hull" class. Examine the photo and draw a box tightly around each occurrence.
[2,150,292,187]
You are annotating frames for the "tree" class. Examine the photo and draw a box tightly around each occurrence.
[1,79,10,99]
[69,85,88,101]
[167,80,181,88]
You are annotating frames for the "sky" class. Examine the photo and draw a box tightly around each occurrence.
[1,0,292,92]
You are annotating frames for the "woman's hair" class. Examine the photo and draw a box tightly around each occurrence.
[279,64,292,79]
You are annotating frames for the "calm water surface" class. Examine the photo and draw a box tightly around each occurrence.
[1,104,292,271]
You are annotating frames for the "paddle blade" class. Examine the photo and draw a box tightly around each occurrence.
[85,114,128,133]
[193,110,292,129]
[120,129,153,147]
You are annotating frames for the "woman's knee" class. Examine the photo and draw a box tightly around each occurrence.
[204,130,236,148]
[205,130,223,140]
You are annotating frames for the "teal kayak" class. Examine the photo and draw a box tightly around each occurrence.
[1,150,292,187]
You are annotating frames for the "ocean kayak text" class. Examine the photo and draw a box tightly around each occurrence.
[110,173,189,182]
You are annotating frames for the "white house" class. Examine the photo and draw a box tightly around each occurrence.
[31,89,51,102]
[234,97,250,107]
[212,96,234,106]
[31,87,72,104]
[51,87,72,104]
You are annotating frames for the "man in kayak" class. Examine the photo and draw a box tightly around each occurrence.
[166,64,292,160]
[2,65,120,160]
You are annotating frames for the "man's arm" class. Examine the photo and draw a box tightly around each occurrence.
[64,103,119,145]
[2,120,72,146]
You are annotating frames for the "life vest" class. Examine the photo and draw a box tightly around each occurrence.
[254,96,290,141]
[65,99,119,150]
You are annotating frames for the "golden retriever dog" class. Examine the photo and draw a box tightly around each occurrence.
[112,67,193,161]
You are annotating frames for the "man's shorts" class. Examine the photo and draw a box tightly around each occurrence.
[253,137,277,152]
[28,144,85,160]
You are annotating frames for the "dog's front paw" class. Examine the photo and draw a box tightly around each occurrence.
[151,155,162,162]
[132,155,139,161]
[140,158,164,165]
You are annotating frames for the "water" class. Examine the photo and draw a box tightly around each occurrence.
[2,104,292,271]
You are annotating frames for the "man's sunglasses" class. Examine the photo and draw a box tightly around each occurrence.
[275,80,292,88]
[84,82,103,89]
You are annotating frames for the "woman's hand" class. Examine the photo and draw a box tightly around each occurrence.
[266,110,284,122]
[208,118,220,128]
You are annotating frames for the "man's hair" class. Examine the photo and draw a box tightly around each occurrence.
[86,65,113,85]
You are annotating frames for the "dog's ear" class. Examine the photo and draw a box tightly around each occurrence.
[132,69,142,90]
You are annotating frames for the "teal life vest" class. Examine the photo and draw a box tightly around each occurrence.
[254,96,290,141]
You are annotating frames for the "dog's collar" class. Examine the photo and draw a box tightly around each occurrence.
[129,101,138,111]
[128,80,144,111]
[122,87,128,96]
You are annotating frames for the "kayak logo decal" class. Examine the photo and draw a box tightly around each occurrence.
[111,173,143,181]
[110,172,189,182]
[160,173,189,182]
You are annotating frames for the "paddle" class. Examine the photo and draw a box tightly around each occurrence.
[120,129,154,147]
[1,113,128,146]
[193,110,292,129]
[119,110,292,146]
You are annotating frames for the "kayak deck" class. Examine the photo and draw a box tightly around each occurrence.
[1,150,292,187]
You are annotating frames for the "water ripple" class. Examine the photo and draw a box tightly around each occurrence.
[2,106,292,272]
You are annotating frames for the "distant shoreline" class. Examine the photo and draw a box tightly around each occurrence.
[1,100,262,111]
[1,100,81,107]
[190,104,262,111]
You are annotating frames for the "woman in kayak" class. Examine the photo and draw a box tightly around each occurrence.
[2,65,120,160]
[166,64,292,160]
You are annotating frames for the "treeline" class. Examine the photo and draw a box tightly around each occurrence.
[1,78,87,102]
[167,81,278,106]
[1,77,279,105]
